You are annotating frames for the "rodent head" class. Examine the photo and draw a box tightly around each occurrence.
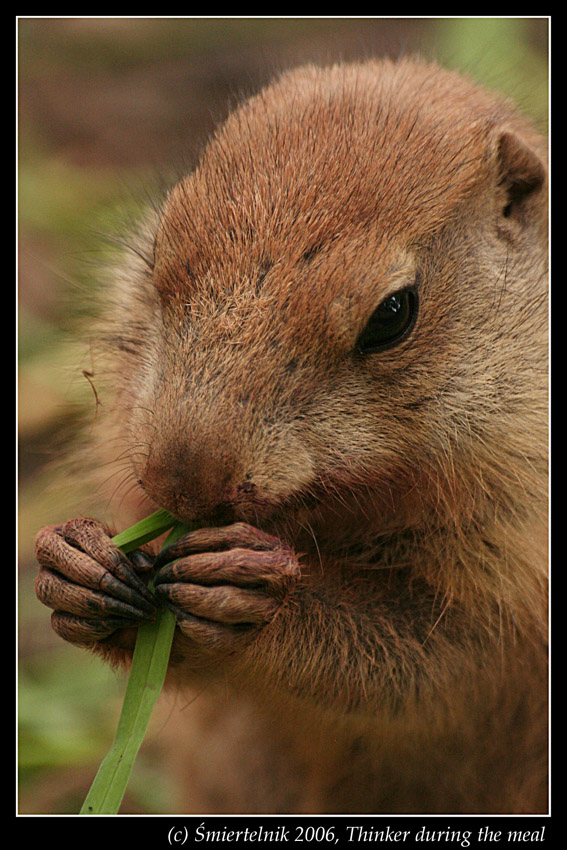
[114,59,547,540]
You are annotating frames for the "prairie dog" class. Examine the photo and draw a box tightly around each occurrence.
[35,57,548,814]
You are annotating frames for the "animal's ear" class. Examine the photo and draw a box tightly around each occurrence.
[496,130,546,225]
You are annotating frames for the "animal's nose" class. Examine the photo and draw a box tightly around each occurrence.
[142,431,246,523]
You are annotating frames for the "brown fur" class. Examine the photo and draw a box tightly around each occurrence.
[39,58,548,813]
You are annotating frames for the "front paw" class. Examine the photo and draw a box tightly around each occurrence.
[35,517,158,648]
[152,522,300,659]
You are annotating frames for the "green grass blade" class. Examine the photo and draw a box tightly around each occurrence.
[80,513,193,814]
[110,508,177,554]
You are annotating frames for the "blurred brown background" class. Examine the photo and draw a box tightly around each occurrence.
[18,17,549,814]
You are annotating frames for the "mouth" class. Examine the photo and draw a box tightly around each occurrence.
[136,466,339,543]
[144,491,290,531]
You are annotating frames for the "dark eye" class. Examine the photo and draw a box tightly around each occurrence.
[356,288,418,354]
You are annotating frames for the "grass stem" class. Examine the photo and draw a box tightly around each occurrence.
[79,511,193,814]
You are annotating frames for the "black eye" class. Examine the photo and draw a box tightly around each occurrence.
[356,288,418,354]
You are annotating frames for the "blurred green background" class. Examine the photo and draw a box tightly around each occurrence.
[18,17,549,815]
